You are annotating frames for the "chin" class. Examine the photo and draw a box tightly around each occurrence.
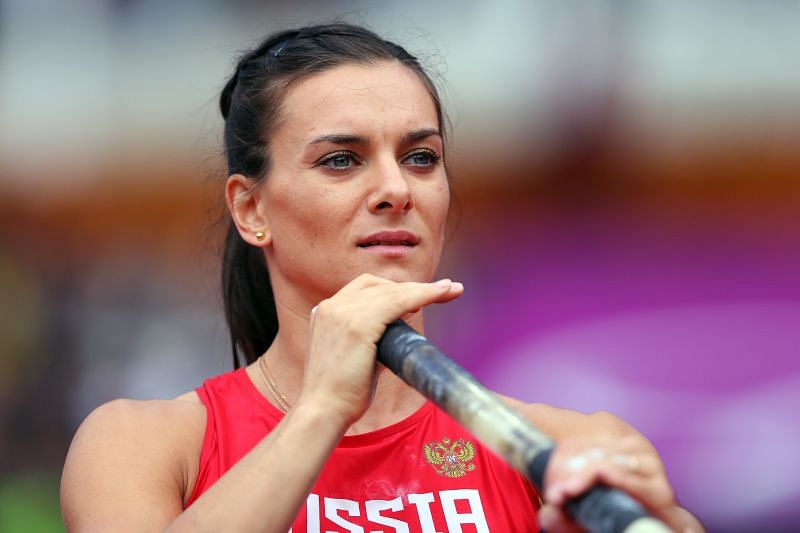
[357,265,434,284]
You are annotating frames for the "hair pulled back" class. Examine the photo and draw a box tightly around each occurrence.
[221,23,445,368]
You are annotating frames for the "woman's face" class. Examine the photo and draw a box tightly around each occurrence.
[259,61,450,303]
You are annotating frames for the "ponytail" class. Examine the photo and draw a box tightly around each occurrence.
[221,222,278,367]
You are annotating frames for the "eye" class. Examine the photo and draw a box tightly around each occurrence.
[402,149,441,168]
[318,151,360,170]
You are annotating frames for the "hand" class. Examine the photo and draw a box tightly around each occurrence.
[296,273,463,426]
[540,433,704,533]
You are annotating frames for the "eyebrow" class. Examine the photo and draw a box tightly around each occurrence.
[308,128,442,147]
[401,128,442,145]
[309,133,367,146]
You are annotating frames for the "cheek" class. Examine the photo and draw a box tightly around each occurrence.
[426,181,451,234]
[268,186,353,245]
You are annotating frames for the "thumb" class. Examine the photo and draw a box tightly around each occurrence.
[539,503,584,533]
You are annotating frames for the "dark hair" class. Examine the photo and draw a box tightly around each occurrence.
[220,23,447,368]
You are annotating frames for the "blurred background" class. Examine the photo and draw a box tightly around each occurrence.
[1,1,798,531]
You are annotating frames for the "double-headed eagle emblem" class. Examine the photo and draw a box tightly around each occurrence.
[423,437,477,478]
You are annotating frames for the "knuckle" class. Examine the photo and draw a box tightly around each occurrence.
[315,299,333,316]
[590,409,617,425]
[618,433,640,449]
[589,409,630,436]
[657,478,675,497]
[315,300,352,326]
[644,479,675,508]
[356,273,382,285]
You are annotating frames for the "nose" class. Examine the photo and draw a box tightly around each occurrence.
[367,158,413,214]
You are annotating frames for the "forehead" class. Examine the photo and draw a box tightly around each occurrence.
[276,61,439,142]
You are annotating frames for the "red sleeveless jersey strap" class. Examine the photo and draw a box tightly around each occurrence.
[184,377,217,507]
[184,368,282,507]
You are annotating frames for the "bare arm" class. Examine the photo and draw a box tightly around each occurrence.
[61,398,199,531]
[169,400,350,532]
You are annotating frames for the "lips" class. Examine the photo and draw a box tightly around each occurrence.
[357,230,420,248]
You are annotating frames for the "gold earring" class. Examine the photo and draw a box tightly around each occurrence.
[255,231,265,242]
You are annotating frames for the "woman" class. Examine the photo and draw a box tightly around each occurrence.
[61,23,703,532]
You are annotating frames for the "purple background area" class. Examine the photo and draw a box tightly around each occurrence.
[427,208,800,531]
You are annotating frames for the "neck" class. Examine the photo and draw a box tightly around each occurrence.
[252,293,428,435]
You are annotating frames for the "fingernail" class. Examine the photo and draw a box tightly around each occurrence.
[451,282,464,291]
[434,278,452,287]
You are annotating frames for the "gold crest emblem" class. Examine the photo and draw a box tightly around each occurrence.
[423,437,477,478]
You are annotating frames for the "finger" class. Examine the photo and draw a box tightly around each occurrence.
[546,448,658,506]
[545,446,606,505]
[608,453,658,476]
[538,503,584,533]
[394,281,464,317]
[311,280,461,344]
[434,280,464,303]
[594,464,676,511]
[546,435,657,484]
[555,449,659,480]
[358,280,462,321]
[314,276,451,319]
[336,275,459,302]
[547,456,675,519]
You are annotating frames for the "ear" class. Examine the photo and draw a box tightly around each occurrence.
[226,173,272,246]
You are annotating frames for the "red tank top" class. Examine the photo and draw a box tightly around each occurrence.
[186,369,540,532]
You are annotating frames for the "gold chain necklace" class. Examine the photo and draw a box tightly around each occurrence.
[257,355,291,412]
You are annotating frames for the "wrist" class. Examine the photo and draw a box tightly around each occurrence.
[292,395,354,435]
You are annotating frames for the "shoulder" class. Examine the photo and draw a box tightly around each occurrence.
[61,394,207,529]
[497,394,635,442]
[71,394,206,455]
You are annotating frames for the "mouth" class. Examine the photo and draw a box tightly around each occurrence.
[357,240,416,247]
[357,230,420,249]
